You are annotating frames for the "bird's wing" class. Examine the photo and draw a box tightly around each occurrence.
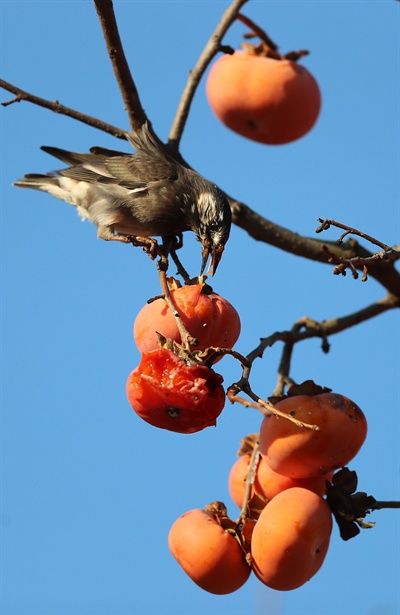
[89,145,130,157]
[41,146,110,167]
[103,155,178,185]
[39,122,182,189]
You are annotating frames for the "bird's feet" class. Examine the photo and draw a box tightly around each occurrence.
[127,235,170,270]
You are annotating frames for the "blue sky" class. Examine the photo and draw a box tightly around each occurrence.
[1,1,399,614]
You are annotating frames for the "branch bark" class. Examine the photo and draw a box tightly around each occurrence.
[0,78,127,139]
[93,0,146,131]
[230,199,400,297]
[168,0,249,149]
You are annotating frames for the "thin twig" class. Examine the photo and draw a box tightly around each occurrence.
[316,218,393,252]
[157,264,198,351]
[168,0,249,149]
[322,245,399,281]
[316,219,399,281]
[246,293,399,366]
[228,388,319,430]
[93,0,146,131]
[0,79,127,139]
[237,440,260,522]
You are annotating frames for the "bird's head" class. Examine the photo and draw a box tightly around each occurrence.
[195,189,232,276]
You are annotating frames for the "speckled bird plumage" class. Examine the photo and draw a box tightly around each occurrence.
[14,122,232,275]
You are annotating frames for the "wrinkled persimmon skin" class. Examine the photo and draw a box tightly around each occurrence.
[259,393,367,478]
[133,283,241,356]
[206,52,321,145]
[126,349,226,433]
[228,454,333,508]
[168,508,251,594]
[251,487,332,591]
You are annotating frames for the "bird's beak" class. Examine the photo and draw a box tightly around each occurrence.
[201,243,224,276]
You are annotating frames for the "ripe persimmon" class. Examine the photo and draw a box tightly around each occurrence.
[251,487,332,590]
[206,51,321,145]
[168,504,251,594]
[259,393,367,478]
[228,454,332,508]
[133,282,240,356]
[126,348,226,433]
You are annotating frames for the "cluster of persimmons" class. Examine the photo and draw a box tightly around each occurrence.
[125,281,368,594]
[126,281,240,433]
[168,387,367,594]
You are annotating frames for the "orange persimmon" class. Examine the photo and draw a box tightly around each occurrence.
[259,393,367,478]
[206,51,321,145]
[133,283,240,355]
[168,505,251,594]
[126,348,225,434]
[251,487,332,590]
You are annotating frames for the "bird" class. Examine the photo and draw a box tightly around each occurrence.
[14,122,232,276]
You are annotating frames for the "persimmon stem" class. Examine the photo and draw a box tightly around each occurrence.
[236,13,278,50]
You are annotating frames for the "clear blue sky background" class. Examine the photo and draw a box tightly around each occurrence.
[1,2,399,614]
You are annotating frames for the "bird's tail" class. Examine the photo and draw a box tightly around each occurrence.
[14,173,84,208]
[14,173,59,191]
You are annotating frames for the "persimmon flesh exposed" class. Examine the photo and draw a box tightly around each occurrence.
[126,348,226,434]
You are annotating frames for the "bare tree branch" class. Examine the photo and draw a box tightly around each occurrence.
[93,0,146,131]
[168,0,249,149]
[230,199,400,297]
[246,292,399,366]
[316,218,394,252]
[0,78,127,139]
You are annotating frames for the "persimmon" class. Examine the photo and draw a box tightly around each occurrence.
[126,348,226,433]
[206,51,321,145]
[133,282,241,356]
[259,393,367,478]
[228,454,332,508]
[168,504,251,594]
[251,487,332,590]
